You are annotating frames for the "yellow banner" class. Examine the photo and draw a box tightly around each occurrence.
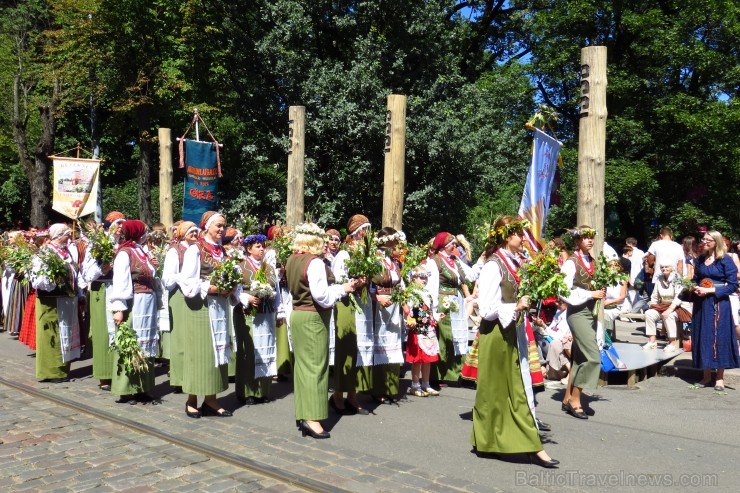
[51,157,100,220]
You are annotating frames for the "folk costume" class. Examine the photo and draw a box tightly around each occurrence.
[561,250,601,390]
[108,221,159,398]
[265,226,292,377]
[471,249,541,454]
[31,225,82,381]
[286,250,347,423]
[234,248,279,401]
[427,233,476,382]
[691,255,740,370]
[404,289,439,364]
[177,235,232,397]
[161,222,196,390]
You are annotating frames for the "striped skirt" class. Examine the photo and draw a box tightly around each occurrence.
[291,309,330,421]
[89,281,114,380]
[182,294,228,396]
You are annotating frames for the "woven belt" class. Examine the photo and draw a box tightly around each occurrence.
[376,287,393,295]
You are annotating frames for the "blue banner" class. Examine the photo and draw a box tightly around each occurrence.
[182,139,219,223]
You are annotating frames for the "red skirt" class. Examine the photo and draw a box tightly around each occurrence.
[19,289,37,350]
[405,332,439,364]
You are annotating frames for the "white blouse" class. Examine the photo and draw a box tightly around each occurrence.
[108,245,155,312]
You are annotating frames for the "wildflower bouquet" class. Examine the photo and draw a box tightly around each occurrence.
[110,321,149,374]
[270,229,295,267]
[517,248,570,305]
[345,232,383,304]
[390,281,425,307]
[210,257,241,293]
[38,249,73,294]
[245,263,276,316]
[399,243,428,281]
[591,253,629,315]
[6,236,36,285]
[439,295,460,314]
[150,244,168,278]
[82,222,115,265]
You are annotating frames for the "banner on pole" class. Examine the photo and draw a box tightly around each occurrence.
[182,139,219,223]
[518,128,562,251]
[51,157,101,220]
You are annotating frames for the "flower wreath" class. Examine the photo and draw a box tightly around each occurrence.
[488,219,531,245]
[376,231,402,246]
[147,230,169,244]
[242,234,268,246]
[294,223,328,240]
[569,227,598,239]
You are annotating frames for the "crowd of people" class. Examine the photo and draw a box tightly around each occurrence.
[1,215,739,468]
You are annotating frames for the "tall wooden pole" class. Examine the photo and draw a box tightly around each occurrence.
[158,127,173,230]
[577,46,607,256]
[382,95,406,231]
[287,106,305,228]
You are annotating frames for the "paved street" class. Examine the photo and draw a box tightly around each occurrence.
[1,319,739,492]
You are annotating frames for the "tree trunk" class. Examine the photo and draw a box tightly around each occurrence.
[138,104,154,225]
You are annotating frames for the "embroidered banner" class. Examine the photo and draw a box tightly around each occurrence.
[51,157,101,220]
[182,139,219,223]
[517,128,562,251]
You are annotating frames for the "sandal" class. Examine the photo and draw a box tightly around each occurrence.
[642,341,658,350]
[422,387,440,396]
[408,388,428,397]
[663,344,678,353]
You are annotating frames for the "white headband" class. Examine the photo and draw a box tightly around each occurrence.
[350,222,371,236]
[204,213,225,232]
[185,226,200,237]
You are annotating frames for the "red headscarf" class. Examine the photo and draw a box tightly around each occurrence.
[432,232,455,251]
[119,220,147,249]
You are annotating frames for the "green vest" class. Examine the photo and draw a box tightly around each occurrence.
[490,254,518,303]
[286,253,329,311]
[571,256,593,291]
[434,254,463,294]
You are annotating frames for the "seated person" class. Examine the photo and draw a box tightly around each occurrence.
[533,300,573,384]
[643,263,691,353]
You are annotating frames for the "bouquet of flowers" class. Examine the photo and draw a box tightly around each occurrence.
[82,222,115,265]
[518,248,570,307]
[110,321,149,374]
[228,247,245,261]
[390,281,425,307]
[245,263,276,316]
[269,229,295,267]
[591,253,629,315]
[5,235,36,284]
[439,295,460,314]
[38,249,73,293]
[673,275,696,291]
[150,244,168,278]
[345,232,383,303]
[399,243,428,281]
[210,257,242,293]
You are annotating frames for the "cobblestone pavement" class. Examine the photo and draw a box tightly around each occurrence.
[1,320,740,493]
[0,383,306,492]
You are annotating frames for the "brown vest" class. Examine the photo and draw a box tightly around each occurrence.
[490,254,518,303]
[286,253,330,311]
[118,247,154,293]
[199,242,226,281]
[571,256,594,291]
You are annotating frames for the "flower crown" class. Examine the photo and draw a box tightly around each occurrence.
[147,230,169,243]
[242,234,267,246]
[488,219,530,245]
[376,231,402,246]
[570,227,598,239]
[294,223,328,240]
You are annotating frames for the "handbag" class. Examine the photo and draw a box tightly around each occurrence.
[600,344,627,372]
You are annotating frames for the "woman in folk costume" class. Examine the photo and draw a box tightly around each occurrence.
[145,224,170,364]
[19,230,50,349]
[369,227,406,403]
[31,224,82,382]
[108,220,159,403]
[161,221,199,393]
[560,226,606,420]
[178,211,235,418]
[223,226,243,381]
[82,211,125,391]
[324,228,341,377]
[5,232,33,337]
[330,215,372,415]
[234,233,279,404]
[426,231,477,384]
[470,216,558,468]
[265,225,293,380]
[286,223,357,438]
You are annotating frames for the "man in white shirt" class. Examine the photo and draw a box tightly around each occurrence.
[647,228,684,282]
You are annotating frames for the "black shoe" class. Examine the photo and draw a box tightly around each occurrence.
[298,420,330,439]
[42,378,69,383]
[255,396,272,404]
[200,404,232,417]
[344,399,370,415]
[136,393,160,405]
[329,398,347,415]
[116,395,136,404]
[529,453,559,468]
[274,374,290,382]
[238,396,257,405]
[562,401,588,420]
[171,385,183,394]
[536,418,552,432]
[185,404,201,419]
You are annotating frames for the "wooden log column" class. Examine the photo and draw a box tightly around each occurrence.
[158,127,173,230]
[287,106,305,228]
[382,95,407,231]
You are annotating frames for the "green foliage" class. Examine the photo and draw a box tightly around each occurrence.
[110,321,150,375]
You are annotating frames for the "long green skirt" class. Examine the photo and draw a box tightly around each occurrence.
[182,295,228,396]
[35,297,71,381]
[432,315,462,382]
[233,307,271,399]
[567,302,601,390]
[168,289,186,387]
[471,319,541,454]
[276,319,292,375]
[290,309,330,421]
[89,281,114,380]
[228,311,237,378]
[371,364,400,397]
[334,299,372,392]
[111,352,155,396]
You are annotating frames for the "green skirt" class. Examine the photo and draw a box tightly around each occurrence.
[333,299,372,392]
[111,353,155,396]
[35,297,71,381]
[471,318,541,454]
[168,289,187,387]
[432,315,462,382]
[567,302,601,390]
[276,318,292,375]
[371,364,400,397]
[290,309,330,421]
[182,295,228,396]
[89,281,114,380]
[233,307,271,399]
